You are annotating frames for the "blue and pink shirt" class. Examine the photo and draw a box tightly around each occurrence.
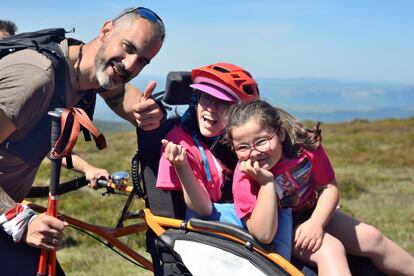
[156,126,223,202]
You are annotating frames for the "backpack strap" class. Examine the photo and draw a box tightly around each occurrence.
[52,108,106,160]
[0,29,98,166]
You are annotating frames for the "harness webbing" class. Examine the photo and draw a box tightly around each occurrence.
[52,107,106,159]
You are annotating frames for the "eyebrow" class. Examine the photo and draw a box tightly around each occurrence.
[124,39,139,53]
[124,39,151,65]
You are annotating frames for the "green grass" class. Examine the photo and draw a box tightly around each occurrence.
[32,118,414,275]
[322,118,414,253]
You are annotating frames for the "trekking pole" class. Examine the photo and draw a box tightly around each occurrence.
[38,108,64,276]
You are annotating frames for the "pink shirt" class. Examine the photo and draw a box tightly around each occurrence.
[156,126,223,202]
[233,145,335,218]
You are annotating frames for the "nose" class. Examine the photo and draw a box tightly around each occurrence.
[204,100,221,112]
[205,101,215,110]
[123,54,141,75]
[249,147,262,159]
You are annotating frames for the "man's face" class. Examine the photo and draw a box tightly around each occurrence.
[94,18,162,90]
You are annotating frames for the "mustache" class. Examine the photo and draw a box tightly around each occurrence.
[111,60,132,80]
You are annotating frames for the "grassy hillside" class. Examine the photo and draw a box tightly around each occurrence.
[32,118,414,275]
[93,119,134,132]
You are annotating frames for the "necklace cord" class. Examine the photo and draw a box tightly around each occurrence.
[75,44,84,90]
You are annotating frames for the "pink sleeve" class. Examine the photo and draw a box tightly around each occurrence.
[232,162,261,219]
[310,144,335,187]
[156,127,206,191]
[156,150,182,190]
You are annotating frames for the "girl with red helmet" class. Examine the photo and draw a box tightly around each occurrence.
[156,62,292,260]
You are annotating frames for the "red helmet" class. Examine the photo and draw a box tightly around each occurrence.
[190,62,260,102]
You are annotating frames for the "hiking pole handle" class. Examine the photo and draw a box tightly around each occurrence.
[38,109,63,276]
[49,109,63,195]
[48,110,64,276]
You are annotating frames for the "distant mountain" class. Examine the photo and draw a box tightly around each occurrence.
[292,107,414,123]
[93,120,134,132]
[257,78,414,122]
[93,76,414,124]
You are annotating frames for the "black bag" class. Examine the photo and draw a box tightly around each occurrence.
[0,28,67,59]
[0,28,96,166]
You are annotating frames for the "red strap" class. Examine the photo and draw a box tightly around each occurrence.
[51,108,106,158]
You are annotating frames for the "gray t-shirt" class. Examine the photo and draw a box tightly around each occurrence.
[0,40,81,202]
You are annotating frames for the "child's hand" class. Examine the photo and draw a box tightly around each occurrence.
[294,219,324,253]
[161,139,188,166]
[240,159,274,185]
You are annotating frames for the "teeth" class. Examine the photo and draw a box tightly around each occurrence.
[203,115,214,121]
[112,65,118,73]
[112,64,124,76]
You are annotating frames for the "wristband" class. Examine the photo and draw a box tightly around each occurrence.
[155,99,168,121]
[0,203,35,242]
[29,213,38,224]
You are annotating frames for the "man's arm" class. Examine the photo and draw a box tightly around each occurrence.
[1,110,67,248]
[0,186,17,215]
[62,153,110,188]
[100,81,164,130]
[0,108,16,144]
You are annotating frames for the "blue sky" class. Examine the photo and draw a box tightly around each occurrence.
[2,0,413,84]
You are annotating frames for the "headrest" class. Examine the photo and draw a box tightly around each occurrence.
[163,71,193,105]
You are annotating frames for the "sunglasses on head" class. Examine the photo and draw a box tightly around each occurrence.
[113,7,163,25]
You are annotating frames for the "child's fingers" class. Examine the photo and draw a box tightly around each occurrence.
[312,238,323,252]
[245,161,258,176]
[294,239,302,250]
[164,140,179,152]
[294,227,303,248]
[163,140,187,164]
[253,161,260,170]
[178,147,187,160]
[240,160,252,173]
[164,141,179,159]
[246,159,256,172]
[161,139,170,147]
[296,234,306,249]
[295,237,305,250]
[307,238,316,251]
[240,161,246,172]
[301,236,311,250]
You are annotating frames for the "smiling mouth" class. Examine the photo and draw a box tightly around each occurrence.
[252,155,269,165]
[111,61,129,81]
[202,114,217,125]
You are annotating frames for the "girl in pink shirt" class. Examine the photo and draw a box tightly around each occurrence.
[225,99,414,276]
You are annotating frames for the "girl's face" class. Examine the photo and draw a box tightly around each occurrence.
[197,93,232,137]
[231,118,284,170]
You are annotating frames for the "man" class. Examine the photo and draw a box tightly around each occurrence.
[0,7,165,273]
[0,19,17,39]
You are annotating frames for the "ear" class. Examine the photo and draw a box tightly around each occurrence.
[277,127,286,142]
[98,21,114,42]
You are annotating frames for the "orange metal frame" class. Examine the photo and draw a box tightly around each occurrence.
[23,192,304,276]
[22,200,154,272]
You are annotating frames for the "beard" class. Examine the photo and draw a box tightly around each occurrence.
[94,45,129,91]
